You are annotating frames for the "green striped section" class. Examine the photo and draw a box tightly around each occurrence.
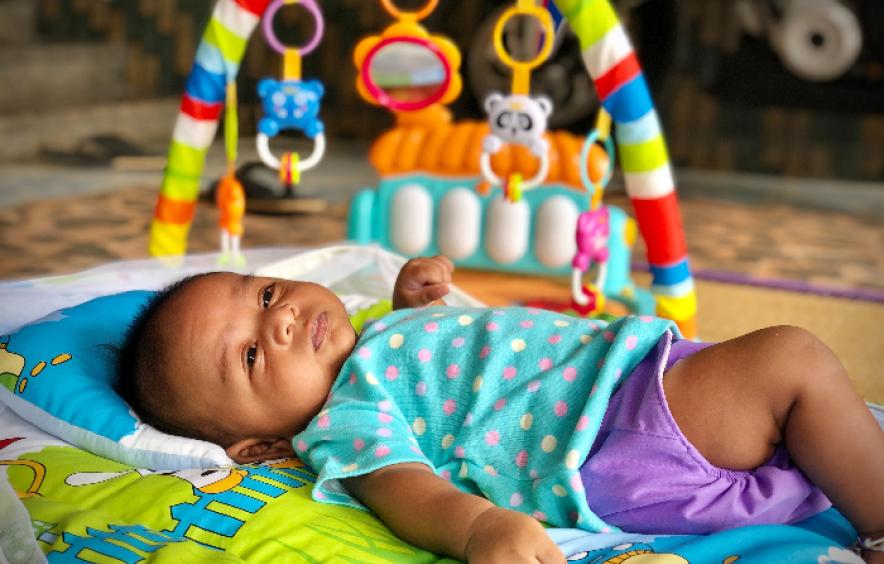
[167,140,208,177]
[619,134,669,173]
[557,0,619,50]
[161,139,208,200]
[203,16,247,63]
[160,172,201,201]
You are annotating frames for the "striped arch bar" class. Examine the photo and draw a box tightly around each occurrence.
[149,0,273,257]
[557,0,697,337]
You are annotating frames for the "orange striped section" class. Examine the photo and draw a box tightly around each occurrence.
[154,195,197,225]
[674,316,697,340]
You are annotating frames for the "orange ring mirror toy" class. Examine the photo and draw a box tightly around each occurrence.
[354,0,462,125]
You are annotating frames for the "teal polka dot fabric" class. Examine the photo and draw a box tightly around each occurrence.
[295,307,678,531]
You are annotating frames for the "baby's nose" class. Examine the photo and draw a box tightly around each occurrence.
[271,305,299,345]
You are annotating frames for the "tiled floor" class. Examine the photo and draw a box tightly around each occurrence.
[0,138,882,290]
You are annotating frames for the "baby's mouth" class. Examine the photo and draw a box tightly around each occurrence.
[311,312,328,351]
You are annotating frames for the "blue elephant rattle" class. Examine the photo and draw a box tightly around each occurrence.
[257,78,325,139]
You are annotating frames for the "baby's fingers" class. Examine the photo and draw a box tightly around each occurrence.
[420,283,450,303]
[432,255,454,276]
[422,256,453,285]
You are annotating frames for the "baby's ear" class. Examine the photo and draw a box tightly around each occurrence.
[226,437,295,464]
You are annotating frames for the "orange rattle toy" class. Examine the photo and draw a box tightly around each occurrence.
[217,81,246,267]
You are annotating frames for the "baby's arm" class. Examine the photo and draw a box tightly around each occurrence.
[344,463,564,563]
[392,256,454,310]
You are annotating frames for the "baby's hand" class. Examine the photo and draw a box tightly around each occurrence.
[393,255,454,310]
[465,506,565,563]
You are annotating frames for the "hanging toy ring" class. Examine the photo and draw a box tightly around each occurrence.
[379,0,439,22]
[579,128,616,196]
[492,1,554,77]
[262,0,324,56]
[480,151,550,198]
[257,131,326,175]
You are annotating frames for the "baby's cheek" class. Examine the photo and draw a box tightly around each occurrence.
[330,326,357,367]
[343,326,358,353]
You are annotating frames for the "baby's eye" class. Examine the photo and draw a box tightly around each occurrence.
[246,345,257,368]
[261,284,275,308]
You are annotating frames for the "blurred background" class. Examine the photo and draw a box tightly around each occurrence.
[0,0,882,287]
[5,0,883,176]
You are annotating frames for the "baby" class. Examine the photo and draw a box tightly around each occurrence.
[117,256,884,563]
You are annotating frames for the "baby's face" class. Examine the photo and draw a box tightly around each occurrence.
[159,273,357,443]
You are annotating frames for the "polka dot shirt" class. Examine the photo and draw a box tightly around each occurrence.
[294,307,678,531]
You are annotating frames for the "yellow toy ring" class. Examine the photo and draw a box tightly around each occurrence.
[492,1,554,76]
[379,0,438,22]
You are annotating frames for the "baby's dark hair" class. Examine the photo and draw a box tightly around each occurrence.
[116,272,236,447]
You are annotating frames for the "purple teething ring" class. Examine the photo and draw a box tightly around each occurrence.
[262,0,324,57]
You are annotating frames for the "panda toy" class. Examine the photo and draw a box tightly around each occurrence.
[482,92,553,157]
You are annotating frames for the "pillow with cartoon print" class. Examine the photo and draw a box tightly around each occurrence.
[0,291,234,470]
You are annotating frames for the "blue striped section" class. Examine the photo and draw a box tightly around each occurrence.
[601,73,653,124]
[649,258,692,286]
[549,1,564,29]
[651,277,695,298]
[615,109,660,145]
[195,42,239,79]
[184,63,226,104]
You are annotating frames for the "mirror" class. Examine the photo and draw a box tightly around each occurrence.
[365,38,450,110]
